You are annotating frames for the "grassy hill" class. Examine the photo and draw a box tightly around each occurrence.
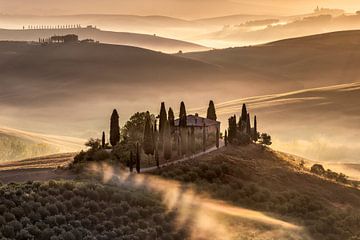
[0,27,208,53]
[183,30,360,87]
[151,144,360,240]
[0,127,83,162]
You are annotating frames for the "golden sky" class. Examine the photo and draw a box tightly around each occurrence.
[0,0,359,18]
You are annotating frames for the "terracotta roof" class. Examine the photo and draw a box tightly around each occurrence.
[174,115,220,127]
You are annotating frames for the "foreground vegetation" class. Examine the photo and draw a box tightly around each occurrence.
[152,145,360,240]
[0,180,187,240]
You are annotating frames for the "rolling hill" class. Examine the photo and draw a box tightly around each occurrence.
[183,30,360,88]
[0,127,84,162]
[0,27,208,53]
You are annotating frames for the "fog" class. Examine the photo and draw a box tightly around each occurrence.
[89,163,311,240]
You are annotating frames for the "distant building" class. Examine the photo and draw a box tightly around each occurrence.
[50,34,79,43]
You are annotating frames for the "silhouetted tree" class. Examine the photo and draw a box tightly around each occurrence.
[253,115,258,142]
[207,100,217,121]
[259,133,272,147]
[136,142,140,173]
[179,101,187,128]
[102,131,106,149]
[110,109,120,147]
[239,104,248,132]
[246,113,251,136]
[159,102,167,147]
[228,115,237,143]
[143,111,154,155]
[163,120,172,161]
[179,102,187,155]
[224,130,228,146]
[143,112,154,165]
[168,108,175,129]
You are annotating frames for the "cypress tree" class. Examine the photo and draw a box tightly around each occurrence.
[207,100,217,121]
[254,115,258,142]
[224,130,228,146]
[159,102,167,133]
[168,108,175,129]
[136,142,140,173]
[246,113,251,136]
[241,104,248,122]
[159,102,167,144]
[163,120,172,161]
[143,111,154,156]
[179,101,187,156]
[228,115,237,143]
[179,101,187,128]
[101,131,106,149]
[110,109,120,147]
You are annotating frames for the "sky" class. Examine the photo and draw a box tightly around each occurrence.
[0,0,359,19]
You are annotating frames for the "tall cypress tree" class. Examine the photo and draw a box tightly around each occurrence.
[110,109,120,147]
[239,104,248,132]
[207,100,217,121]
[253,115,258,142]
[168,108,175,129]
[241,104,248,122]
[179,101,187,155]
[159,102,167,144]
[101,131,106,149]
[163,120,172,161]
[143,111,154,156]
[246,113,251,136]
[228,115,237,143]
[179,101,187,128]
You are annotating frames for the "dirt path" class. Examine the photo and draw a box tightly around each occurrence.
[0,153,77,184]
[141,141,224,172]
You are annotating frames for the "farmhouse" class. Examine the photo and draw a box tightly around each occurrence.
[174,113,220,147]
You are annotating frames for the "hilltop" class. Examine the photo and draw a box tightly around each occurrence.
[0,27,208,53]
[151,144,360,240]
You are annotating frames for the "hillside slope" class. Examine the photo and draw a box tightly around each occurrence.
[0,127,83,162]
[0,27,208,53]
[183,30,360,87]
[152,145,360,240]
